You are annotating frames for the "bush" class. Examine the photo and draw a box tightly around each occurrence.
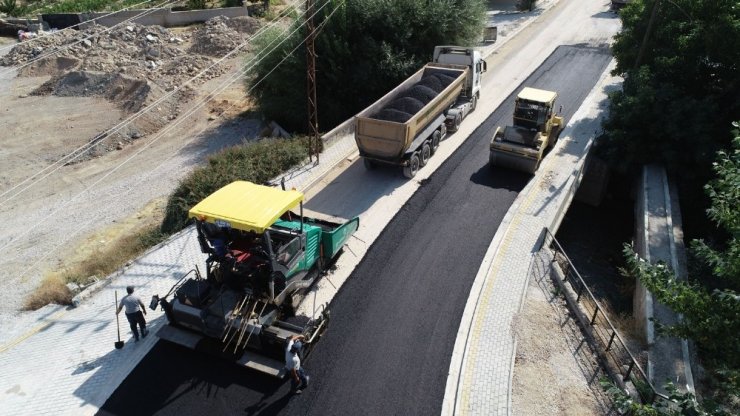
[23,276,73,310]
[160,137,309,234]
[187,0,207,10]
[1,0,28,17]
[249,0,486,133]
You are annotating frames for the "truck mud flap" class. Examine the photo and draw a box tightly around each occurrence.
[156,325,203,349]
[237,351,287,378]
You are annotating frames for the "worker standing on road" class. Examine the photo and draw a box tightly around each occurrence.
[116,286,148,342]
[285,335,309,394]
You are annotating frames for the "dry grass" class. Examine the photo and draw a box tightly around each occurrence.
[62,226,166,286]
[23,200,167,310]
[23,275,73,310]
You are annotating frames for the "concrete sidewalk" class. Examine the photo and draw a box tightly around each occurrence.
[0,2,565,415]
[442,62,622,416]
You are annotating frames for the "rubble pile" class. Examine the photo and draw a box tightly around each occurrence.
[0,16,260,157]
[1,16,261,95]
[190,16,261,57]
[374,72,457,123]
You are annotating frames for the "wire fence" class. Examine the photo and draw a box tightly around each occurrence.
[540,227,669,404]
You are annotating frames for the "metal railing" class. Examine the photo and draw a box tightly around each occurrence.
[540,227,669,404]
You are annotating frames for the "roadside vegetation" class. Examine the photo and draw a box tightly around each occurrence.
[23,136,308,310]
[160,137,309,234]
[248,0,486,132]
[598,0,740,412]
[23,226,166,310]
[20,0,485,310]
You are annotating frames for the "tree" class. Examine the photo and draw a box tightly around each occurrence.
[247,0,486,132]
[602,380,729,416]
[597,0,740,182]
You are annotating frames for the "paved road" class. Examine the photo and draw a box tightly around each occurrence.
[98,45,611,416]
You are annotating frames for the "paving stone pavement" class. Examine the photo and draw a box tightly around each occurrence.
[443,61,622,416]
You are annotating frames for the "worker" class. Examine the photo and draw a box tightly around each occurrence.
[201,221,227,258]
[116,285,148,342]
[285,335,309,394]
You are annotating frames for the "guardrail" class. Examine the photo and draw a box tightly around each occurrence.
[540,227,669,404]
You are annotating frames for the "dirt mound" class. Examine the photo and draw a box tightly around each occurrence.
[432,73,456,88]
[189,15,262,57]
[373,72,457,122]
[1,21,232,92]
[417,75,444,92]
[18,56,80,77]
[406,85,438,103]
[33,71,151,112]
[386,96,425,114]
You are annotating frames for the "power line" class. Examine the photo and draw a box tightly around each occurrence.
[1,0,338,257]
[0,2,303,207]
[11,0,345,284]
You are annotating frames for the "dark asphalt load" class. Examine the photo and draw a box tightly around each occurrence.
[98,45,612,416]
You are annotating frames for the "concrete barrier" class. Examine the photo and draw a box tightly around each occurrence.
[633,164,695,395]
[69,7,250,29]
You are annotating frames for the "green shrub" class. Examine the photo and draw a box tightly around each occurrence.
[187,0,207,10]
[161,137,309,234]
[1,0,29,17]
[221,0,242,8]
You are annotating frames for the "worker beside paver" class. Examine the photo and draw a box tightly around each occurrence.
[116,286,148,342]
[285,335,309,394]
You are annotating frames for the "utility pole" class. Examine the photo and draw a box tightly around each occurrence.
[634,0,661,70]
[305,0,320,164]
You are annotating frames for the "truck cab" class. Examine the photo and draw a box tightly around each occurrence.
[433,46,486,104]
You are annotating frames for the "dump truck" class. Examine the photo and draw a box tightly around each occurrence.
[153,181,359,377]
[355,46,487,178]
[489,87,564,174]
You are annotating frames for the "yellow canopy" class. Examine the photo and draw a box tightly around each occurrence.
[518,87,557,105]
[188,181,304,234]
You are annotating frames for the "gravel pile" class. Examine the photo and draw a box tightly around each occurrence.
[189,16,261,57]
[373,71,458,123]
[2,16,261,95]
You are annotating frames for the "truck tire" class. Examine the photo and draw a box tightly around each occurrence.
[403,153,420,179]
[430,130,441,154]
[420,142,431,167]
[363,158,377,170]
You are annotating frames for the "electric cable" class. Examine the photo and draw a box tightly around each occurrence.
[0,1,302,207]
[1,0,339,261]
[0,0,180,77]
[10,0,344,284]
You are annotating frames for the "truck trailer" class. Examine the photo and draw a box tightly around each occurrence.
[355,46,486,178]
[153,181,359,377]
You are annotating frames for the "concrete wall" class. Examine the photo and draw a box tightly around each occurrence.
[633,164,695,394]
[78,7,249,29]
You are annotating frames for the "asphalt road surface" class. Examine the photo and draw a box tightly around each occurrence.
[99,45,612,416]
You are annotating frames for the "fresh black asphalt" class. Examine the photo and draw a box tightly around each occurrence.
[98,45,612,416]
